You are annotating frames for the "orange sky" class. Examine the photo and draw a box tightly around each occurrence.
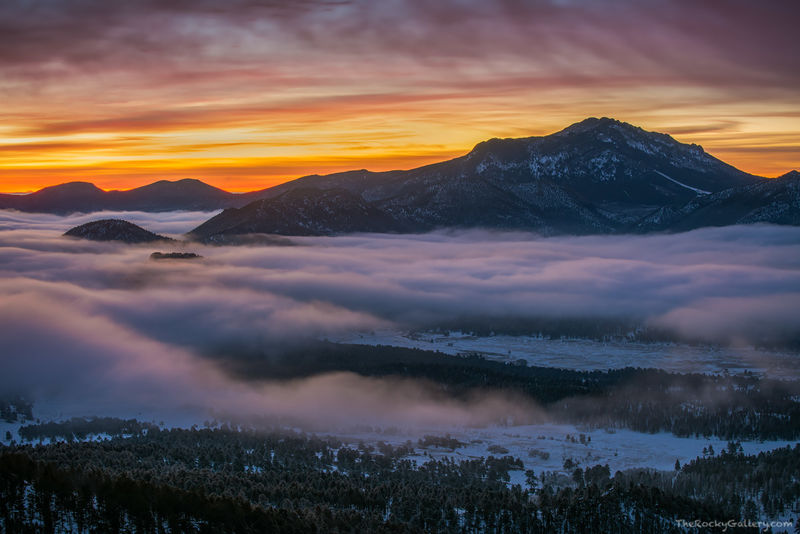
[0,1,797,193]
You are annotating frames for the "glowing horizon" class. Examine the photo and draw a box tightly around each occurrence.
[0,0,797,194]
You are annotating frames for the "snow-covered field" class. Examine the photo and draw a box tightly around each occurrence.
[4,411,794,483]
[329,330,800,379]
[0,400,204,447]
[324,422,797,484]
[321,331,799,482]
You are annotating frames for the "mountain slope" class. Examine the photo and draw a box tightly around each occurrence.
[191,118,766,239]
[639,170,800,231]
[190,188,406,240]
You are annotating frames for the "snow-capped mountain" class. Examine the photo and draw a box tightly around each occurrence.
[190,118,773,239]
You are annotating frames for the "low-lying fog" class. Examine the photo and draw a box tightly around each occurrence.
[1,209,798,426]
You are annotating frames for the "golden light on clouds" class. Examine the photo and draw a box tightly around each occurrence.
[0,0,797,193]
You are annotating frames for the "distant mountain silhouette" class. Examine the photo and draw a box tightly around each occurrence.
[0,179,265,214]
[64,219,172,243]
[109,179,235,211]
[2,182,108,214]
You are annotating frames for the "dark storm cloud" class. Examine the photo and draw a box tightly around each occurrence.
[1,211,799,425]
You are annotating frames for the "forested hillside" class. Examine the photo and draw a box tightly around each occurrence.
[2,427,797,533]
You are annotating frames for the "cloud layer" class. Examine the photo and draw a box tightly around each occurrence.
[1,211,799,426]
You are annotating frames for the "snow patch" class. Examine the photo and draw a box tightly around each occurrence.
[654,171,710,195]
[325,423,796,482]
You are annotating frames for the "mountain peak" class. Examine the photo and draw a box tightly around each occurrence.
[558,116,621,133]
[467,117,640,158]
[778,170,799,180]
[137,178,223,192]
[35,181,104,195]
[555,117,661,140]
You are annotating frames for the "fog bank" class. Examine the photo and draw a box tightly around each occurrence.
[1,210,798,425]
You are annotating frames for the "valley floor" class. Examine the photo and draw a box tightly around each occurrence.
[330,329,800,379]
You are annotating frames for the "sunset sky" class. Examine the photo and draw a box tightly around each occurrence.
[0,0,797,193]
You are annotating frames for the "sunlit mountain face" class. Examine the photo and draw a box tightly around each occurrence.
[0,0,797,193]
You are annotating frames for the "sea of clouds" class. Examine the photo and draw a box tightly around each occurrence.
[1,210,798,427]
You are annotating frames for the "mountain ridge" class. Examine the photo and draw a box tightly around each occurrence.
[2,117,797,237]
[0,117,772,213]
[0,178,270,214]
